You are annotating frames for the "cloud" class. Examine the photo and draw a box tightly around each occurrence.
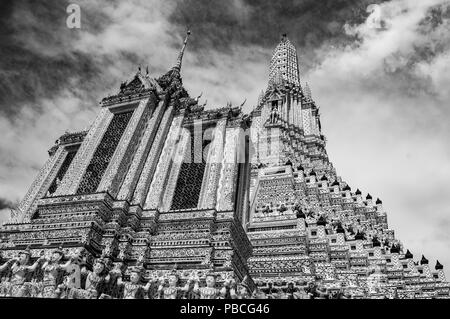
[0,209,10,225]
[0,197,15,210]
[0,0,387,117]
[0,198,16,224]
[307,0,450,276]
[0,0,449,278]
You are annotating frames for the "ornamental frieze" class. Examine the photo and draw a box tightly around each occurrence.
[158,210,215,221]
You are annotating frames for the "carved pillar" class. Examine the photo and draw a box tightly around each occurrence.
[97,98,150,197]
[249,115,260,165]
[117,98,164,201]
[292,96,298,128]
[143,113,185,210]
[216,126,241,212]
[296,96,302,129]
[159,127,190,212]
[55,108,114,196]
[302,107,312,136]
[132,105,174,206]
[291,95,295,127]
[241,181,250,228]
[198,118,226,209]
[261,103,269,125]
[288,94,294,125]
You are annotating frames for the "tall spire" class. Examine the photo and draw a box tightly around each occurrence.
[268,33,300,86]
[173,29,191,72]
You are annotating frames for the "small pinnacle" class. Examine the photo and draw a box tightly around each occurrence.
[420,255,429,265]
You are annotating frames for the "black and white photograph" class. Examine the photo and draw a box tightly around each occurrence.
[0,0,449,308]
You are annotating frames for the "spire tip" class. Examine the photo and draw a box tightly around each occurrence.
[173,29,191,72]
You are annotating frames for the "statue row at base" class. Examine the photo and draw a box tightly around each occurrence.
[0,246,378,299]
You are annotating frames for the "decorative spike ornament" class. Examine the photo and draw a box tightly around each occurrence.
[173,29,191,72]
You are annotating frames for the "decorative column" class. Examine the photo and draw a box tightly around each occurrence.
[132,105,174,206]
[302,107,312,136]
[159,126,191,212]
[216,126,241,212]
[292,95,296,127]
[284,97,289,123]
[240,181,250,228]
[143,113,185,210]
[295,96,302,129]
[55,107,114,196]
[198,118,226,209]
[289,94,294,125]
[249,114,260,163]
[261,102,269,125]
[117,99,165,201]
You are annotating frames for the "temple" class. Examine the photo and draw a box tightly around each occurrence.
[0,32,448,299]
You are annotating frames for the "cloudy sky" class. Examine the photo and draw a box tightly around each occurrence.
[0,0,449,276]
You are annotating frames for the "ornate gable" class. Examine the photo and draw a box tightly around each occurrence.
[266,88,284,102]
[101,71,159,107]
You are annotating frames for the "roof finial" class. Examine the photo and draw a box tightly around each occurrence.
[173,29,191,72]
[195,92,203,102]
